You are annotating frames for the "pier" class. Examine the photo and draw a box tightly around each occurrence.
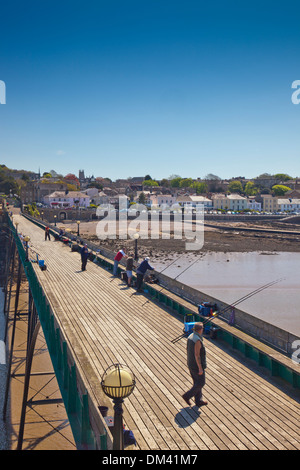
[2,211,300,450]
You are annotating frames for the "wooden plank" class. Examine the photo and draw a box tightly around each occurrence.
[15,215,300,451]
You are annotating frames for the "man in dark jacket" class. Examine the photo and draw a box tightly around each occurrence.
[182,322,208,408]
[80,244,89,271]
[136,257,154,292]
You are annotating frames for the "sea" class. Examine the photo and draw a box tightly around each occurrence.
[153,251,300,337]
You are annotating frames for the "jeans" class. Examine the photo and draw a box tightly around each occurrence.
[184,370,205,405]
[113,260,119,276]
[136,273,144,290]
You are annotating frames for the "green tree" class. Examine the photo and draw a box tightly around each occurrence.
[273,173,293,182]
[228,180,243,194]
[179,178,194,188]
[191,181,208,194]
[272,184,292,196]
[244,181,259,196]
[138,192,147,204]
[170,177,182,188]
[143,179,159,186]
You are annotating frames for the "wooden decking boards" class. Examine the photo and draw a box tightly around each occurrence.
[15,215,300,450]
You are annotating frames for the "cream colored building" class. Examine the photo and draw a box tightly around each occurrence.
[212,194,247,211]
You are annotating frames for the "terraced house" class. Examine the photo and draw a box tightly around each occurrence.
[212,193,248,211]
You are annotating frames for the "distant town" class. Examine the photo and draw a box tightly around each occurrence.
[1,165,300,216]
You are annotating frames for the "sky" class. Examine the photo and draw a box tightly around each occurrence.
[1,0,300,182]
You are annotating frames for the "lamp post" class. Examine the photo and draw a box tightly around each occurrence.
[41,211,44,221]
[133,232,140,261]
[15,222,19,233]
[101,364,135,450]
[54,214,57,226]
[24,236,30,261]
[76,220,80,236]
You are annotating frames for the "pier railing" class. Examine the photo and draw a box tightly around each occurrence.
[5,215,112,450]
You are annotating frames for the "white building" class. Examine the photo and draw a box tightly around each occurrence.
[277,198,300,212]
[176,195,213,210]
[247,197,262,212]
[149,194,177,208]
[43,191,90,208]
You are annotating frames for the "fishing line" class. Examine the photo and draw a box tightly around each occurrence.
[171,277,285,343]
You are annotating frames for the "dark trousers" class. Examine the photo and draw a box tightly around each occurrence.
[136,273,144,290]
[81,258,88,271]
[45,232,50,241]
[184,370,205,405]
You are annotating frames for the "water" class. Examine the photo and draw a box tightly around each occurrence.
[154,251,300,337]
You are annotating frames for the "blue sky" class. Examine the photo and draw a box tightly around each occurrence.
[1,0,300,181]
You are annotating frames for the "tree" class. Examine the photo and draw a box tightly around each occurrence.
[273,173,293,182]
[191,181,208,194]
[138,192,147,204]
[143,179,159,186]
[244,181,259,196]
[170,177,182,188]
[160,178,170,187]
[64,173,80,186]
[228,180,243,194]
[204,173,221,180]
[179,178,194,188]
[272,184,292,196]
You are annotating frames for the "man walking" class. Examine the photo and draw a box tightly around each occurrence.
[81,244,89,271]
[182,322,208,408]
[136,257,154,292]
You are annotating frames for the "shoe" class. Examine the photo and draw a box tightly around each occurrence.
[182,394,191,406]
[195,400,208,407]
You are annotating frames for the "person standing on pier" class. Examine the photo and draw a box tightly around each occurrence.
[126,254,134,287]
[182,322,208,408]
[113,248,127,276]
[45,226,50,241]
[81,244,89,271]
[136,257,154,292]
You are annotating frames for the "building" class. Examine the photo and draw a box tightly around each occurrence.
[20,181,69,204]
[176,195,213,210]
[261,195,278,212]
[277,198,300,213]
[212,194,248,211]
[247,197,262,212]
[148,194,177,208]
[43,191,90,208]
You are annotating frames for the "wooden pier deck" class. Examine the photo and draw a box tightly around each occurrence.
[14,214,300,450]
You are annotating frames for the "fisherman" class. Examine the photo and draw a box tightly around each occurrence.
[182,322,208,408]
[126,254,134,287]
[113,248,127,276]
[45,226,50,241]
[136,257,154,292]
[80,244,89,271]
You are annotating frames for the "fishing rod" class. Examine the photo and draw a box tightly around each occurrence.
[171,277,285,344]
[140,253,203,304]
